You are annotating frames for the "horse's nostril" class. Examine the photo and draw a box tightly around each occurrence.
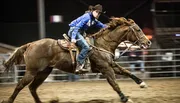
[147,41,151,45]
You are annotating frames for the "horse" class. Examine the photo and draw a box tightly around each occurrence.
[2,17,151,103]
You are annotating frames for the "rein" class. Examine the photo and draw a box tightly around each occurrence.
[88,23,145,58]
[88,43,115,57]
[129,24,145,45]
[119,24,144,57]
[119,40,138,57]
[100,24,142,58]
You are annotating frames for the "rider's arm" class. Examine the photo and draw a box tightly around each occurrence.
[71,28,79,42]
[71,14,90,42]
[95,20,107,28]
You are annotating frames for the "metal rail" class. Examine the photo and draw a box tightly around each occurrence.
[0,48,180,84]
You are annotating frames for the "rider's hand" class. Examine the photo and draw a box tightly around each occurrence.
[71,39,76,43]
[70,42,76,48]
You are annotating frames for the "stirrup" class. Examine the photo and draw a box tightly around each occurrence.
[75,69,89,74]
[76,68,89,72]
[75,63,89,74]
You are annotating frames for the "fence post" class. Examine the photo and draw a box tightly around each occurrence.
[14,65,18,83]
[173,50,176,77]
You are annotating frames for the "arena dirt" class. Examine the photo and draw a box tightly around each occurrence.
[0,79,180,103]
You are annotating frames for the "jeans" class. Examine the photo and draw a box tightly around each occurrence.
[68,27,91,65]
[67,73,79,82]
[129,60,145,72]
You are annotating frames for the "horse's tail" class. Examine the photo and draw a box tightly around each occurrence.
[3,43,30,73]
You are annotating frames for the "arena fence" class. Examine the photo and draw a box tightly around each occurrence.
[0,48,180,84]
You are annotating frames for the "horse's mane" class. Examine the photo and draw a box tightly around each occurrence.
[91,17,135,38]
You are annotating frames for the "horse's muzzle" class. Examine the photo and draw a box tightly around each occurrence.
[141,40,151,49]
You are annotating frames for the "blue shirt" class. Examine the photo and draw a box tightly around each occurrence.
[69,12,106,39]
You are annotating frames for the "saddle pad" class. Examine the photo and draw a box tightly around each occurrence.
[57,39,77,51]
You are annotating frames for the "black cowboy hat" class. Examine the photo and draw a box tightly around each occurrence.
[88,4,105,13]
[93,4,103,13]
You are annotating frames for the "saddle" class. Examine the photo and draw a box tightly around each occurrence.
[57,34,79,65]
[58,34,92,73]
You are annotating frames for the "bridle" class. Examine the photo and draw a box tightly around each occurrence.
[119,23,147,57]
[101,23,145,45]
[92,23,148,58]
[128,23,147,46]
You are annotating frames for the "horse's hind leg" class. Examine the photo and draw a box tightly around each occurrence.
[28,67,53,103]
[112,62,147,88]
[100,66,129,102]
[2,70,35,103]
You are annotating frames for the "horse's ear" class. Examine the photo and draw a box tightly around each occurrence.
[128,19,135,23]
[109,17,125,27]
[124,18,135,25]
[118,17,127,24]
[123,18,134,26]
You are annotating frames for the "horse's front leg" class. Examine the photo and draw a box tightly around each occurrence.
[112,62,147,88]
[99,65,132,103]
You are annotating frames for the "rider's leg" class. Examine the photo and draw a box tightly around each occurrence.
[75,33,91,73]
[129,63,135,72]
[138,60,145,72]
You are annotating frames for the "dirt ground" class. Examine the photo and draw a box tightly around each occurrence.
[0,78,180,103]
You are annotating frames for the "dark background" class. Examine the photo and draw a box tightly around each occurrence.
[1,0,154,46]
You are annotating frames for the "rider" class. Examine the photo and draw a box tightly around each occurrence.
[68,4,107,73]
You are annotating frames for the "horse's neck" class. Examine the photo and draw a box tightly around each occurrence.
[94,27,128,54]
[94,34,121,54]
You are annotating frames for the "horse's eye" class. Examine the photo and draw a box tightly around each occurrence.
[137,29,141,32]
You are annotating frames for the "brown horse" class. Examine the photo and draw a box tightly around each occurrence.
[2,17,151,103]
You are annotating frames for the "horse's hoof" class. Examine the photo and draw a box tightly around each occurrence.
[127,98,134,103]
[127,99,134,103]
[121,98,134,103]
[140,81,148,88]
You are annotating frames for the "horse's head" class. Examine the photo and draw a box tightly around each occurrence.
[107,17,151,49]
[93,17,151,53]
[123,19,151,49]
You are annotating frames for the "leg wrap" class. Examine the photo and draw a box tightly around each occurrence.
[119,92,128,102]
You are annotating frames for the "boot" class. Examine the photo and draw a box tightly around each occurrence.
[75,62,89,74]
